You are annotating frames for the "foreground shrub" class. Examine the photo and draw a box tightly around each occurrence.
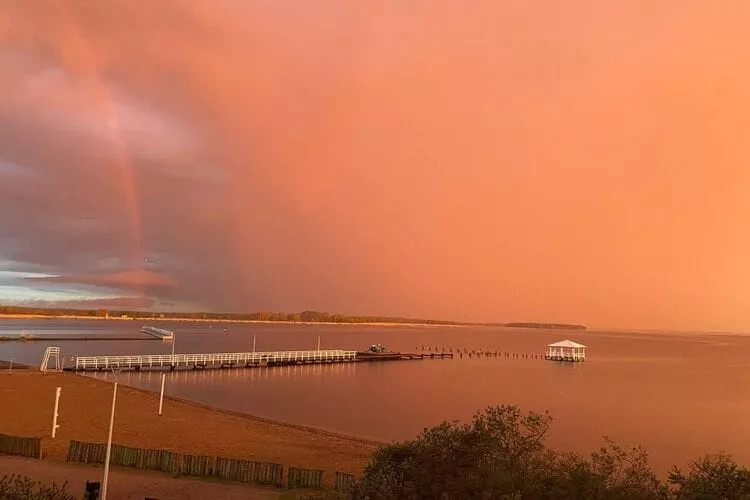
[0,474,75,500]
[669,454,750,499]
[352,406,670,499]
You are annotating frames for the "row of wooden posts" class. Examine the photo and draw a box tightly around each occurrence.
[66,439,356,490]
[0,433,41,459]
[0,434,358,491]
[418,346,543,360]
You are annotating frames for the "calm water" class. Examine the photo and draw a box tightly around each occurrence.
[2,318,749,473]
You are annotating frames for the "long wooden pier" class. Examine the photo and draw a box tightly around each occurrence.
[62,348,453,372]
[67,350,357,372]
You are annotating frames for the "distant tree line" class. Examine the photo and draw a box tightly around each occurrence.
[503,323,587,331]
[0,305,467,326]
[0,305,588,331]
[348,405,750,499]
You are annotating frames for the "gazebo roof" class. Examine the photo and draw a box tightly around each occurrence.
[547,339,586,348]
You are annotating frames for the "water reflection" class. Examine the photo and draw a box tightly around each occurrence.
[86,360,358,386]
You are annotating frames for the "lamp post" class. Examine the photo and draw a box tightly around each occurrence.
[158,372,166,416]
[51,387,61,438]
[101,370,119,500]
[170,334,176,370]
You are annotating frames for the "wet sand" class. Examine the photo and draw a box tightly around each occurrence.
[0,371,379,480]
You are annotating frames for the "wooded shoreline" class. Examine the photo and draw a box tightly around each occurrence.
[0,305,586,330]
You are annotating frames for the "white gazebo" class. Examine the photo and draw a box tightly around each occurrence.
[545,340,586,362]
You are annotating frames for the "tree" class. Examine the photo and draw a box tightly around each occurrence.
[586,439,667,499]
[354,406,557,499]
[352,406,667,500]
[669,454,750,499]
[0,474,75,500]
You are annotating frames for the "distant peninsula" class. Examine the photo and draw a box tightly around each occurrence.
[0,305,468,326]
[502,322,587,331]
[0,305,585,330]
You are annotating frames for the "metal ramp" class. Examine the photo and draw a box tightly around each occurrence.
[40,347,62,372]
[141,326,174,340]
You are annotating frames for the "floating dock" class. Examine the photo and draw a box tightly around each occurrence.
[62,348,452,372]
[141,326,174,341]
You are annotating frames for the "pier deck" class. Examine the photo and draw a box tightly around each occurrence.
[67,350,357,372]
[62,349,453,372]
[355,351,453,361]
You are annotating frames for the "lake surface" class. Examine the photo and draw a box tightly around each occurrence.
[2,318,749,474]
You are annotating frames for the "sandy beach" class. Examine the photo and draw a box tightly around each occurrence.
[0,371,379,483]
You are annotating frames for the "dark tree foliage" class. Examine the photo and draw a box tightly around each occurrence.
[669,454,750,499]
[352,406,671,500]
[0,475,75,500]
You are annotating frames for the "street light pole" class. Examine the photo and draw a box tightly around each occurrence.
[101,378,118,500]
[51,387,61,438]
[171,334,176,370]
[158,372,166,416]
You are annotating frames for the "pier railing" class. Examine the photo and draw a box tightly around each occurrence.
[72,350,358,371]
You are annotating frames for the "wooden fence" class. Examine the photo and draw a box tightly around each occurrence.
[66,441,284,487]
[0,434,41,459]
[334,472,357,492]
[288,467,324,489]
[65,440,360,490]
[66,440,107,463]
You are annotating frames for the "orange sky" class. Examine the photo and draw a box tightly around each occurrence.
[0,1,749,331]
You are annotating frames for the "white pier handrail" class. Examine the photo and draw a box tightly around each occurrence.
[72,349,358,371]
